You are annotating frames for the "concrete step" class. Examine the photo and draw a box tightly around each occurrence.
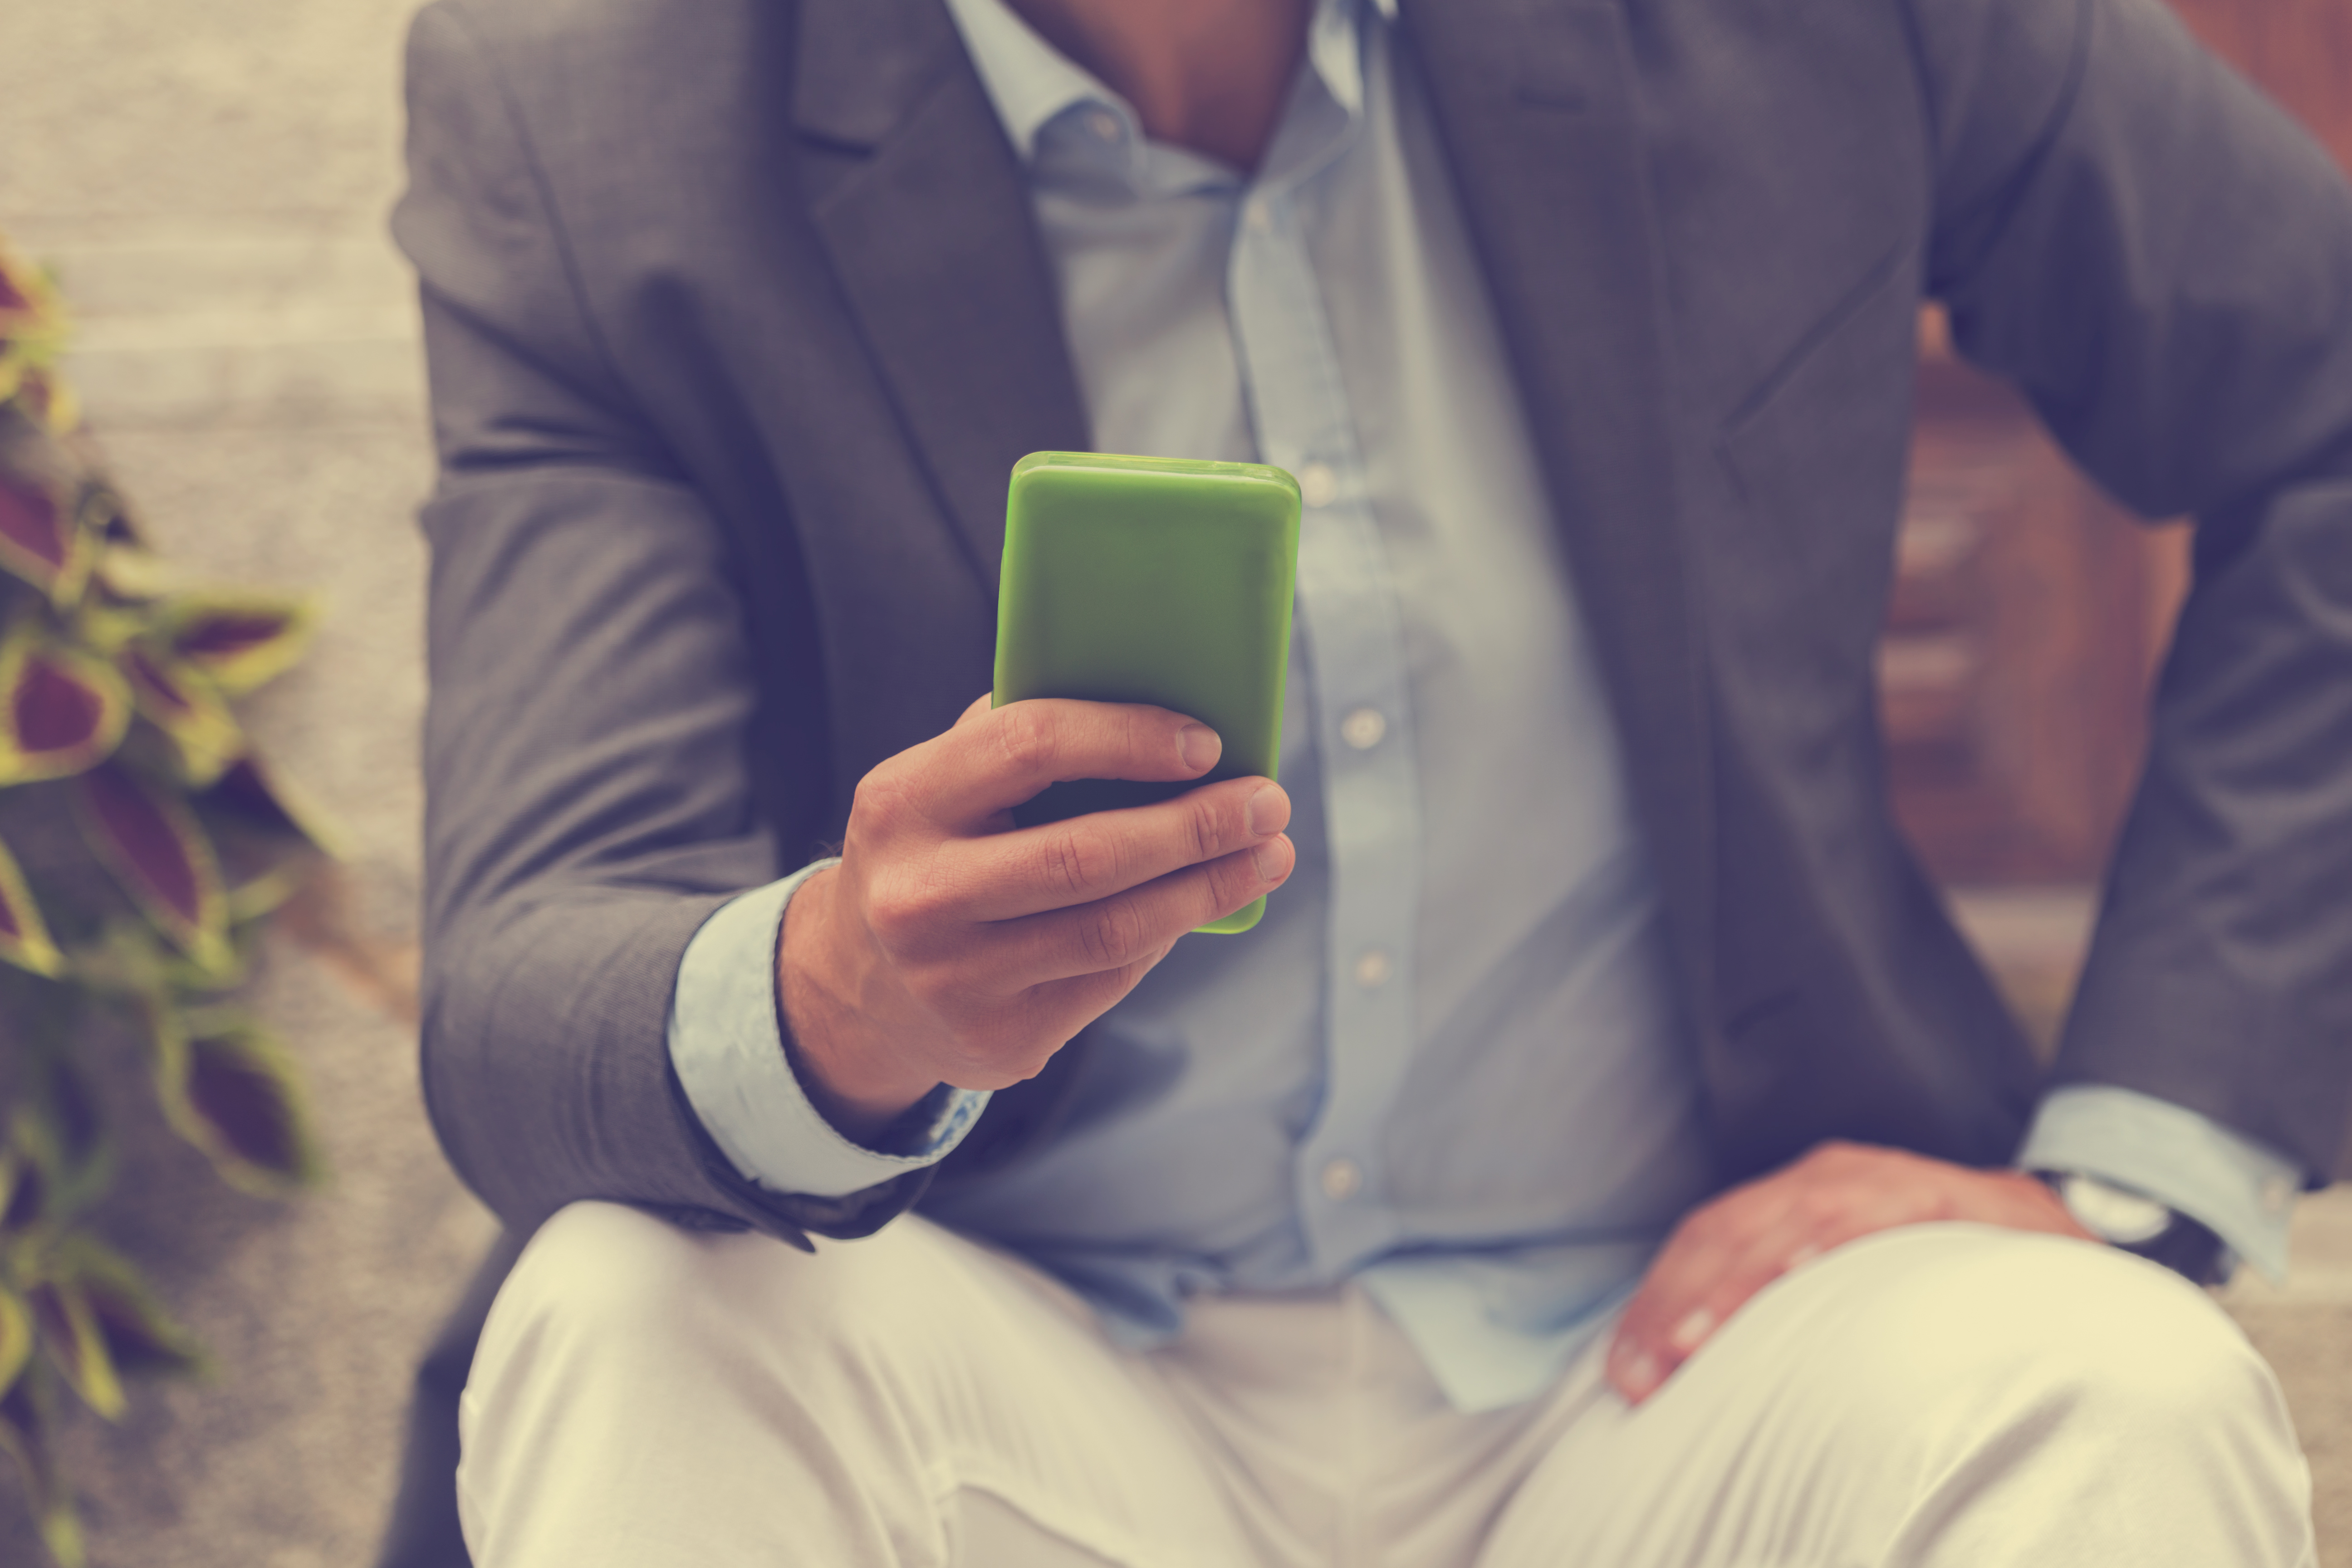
[13,222,422,427]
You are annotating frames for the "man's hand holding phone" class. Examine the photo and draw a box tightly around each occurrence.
[779,694,1294,1142]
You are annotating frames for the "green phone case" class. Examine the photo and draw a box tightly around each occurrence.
[993,451,1301,935]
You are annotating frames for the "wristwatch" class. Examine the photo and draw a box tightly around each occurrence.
[2031,1169,2234,1288]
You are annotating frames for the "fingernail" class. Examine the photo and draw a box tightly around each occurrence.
[1244,784,1282,837]
[1178,725,1219,772]
[1669,1308,1715,1354]
[1619,1351,1661,1401]
[1251,838,1287,880]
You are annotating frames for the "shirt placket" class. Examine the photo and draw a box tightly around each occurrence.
[1227,80,1420,1279]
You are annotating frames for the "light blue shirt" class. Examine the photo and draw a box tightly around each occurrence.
[673,0,2303,1411]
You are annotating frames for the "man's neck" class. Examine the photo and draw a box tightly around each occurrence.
[1003,0,1314,171]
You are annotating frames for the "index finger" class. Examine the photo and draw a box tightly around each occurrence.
[1607,1181,1797,1404]
[923,696,1223,827]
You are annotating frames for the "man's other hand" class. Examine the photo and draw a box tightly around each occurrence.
[779,694,1295,1141]
[1606,1141,2096,1405]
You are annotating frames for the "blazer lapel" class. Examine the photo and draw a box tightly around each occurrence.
[1404,0,1718,1006]
[792,0,1089,593]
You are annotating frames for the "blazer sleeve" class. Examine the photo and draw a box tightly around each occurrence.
[1910,0,2352,1180]
[392,0,933,1241]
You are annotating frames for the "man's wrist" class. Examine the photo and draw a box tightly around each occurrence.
[668,862,984,1200]
[2017,1085,2300,1284]
[777,863,943,1142]
[2029,1169,2234,1287]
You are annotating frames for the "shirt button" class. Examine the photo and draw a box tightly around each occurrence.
[1352,949,1392,989]
[1297,461,1337,509]
[1083,107,1122,143]
[1340,706,1386,750]
[1321,1158,1363,1201]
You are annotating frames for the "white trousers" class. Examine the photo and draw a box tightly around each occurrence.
[459,1203,2315,1567]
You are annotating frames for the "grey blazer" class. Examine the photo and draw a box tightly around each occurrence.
[393,0,2352,1251]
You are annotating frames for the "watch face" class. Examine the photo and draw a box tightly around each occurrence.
[2058,1173,2174,1246]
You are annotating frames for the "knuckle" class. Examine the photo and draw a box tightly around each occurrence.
[862,881,921,949]
[995,703,1059,776]
[1793,1186,1852,1230]
[864,866,948,949]
[1922,1185,1963,1223]
[1042,826,1119,900]
[1200,851,1250,915]
[848,771,906,835]
[1186,792,1226,863]
[1079,896,1148,970]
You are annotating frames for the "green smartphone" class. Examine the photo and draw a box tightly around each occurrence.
[992,451,1301,934]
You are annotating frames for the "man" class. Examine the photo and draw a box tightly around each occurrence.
[385,0,2352,1560]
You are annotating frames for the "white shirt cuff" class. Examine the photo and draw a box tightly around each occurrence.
[2018,1084,2303,1283]
[666,858,990,1200]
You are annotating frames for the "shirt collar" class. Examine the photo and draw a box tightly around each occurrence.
[939,0,1115,163]
[940,0,1392,167]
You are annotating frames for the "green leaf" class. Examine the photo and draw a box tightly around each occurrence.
[59,919,174,1006]
[0,1371,86,1568]
[51,1237,203,1384]
[0,241,36,317]
[0,1145,46,1232]
[118,642,244,787]
[62,598,142,659]
[92,540,173,602]
[157,592,317,697]
[0,1288,30,1400]
[223,858,310,924]
[153,1009,325,1196]
[0,471,90,603]
[199,752,348,860]
[70,761,233,977]
[0,828,64,977]
[7,1054,113,1223]
[0,236,76,449]
[0,395,91,603]
[11,368,78,437]
[0,236,67,342]
[28,1279,121,1420]
[0,621,130,786]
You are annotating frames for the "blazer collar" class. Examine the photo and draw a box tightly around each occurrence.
[791,0,1090,593]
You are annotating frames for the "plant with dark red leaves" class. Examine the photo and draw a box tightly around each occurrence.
[0,231,330,1568]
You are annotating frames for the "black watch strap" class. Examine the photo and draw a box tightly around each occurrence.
[2031,1170,2234,1288]
[2126,1208,2232,1287]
